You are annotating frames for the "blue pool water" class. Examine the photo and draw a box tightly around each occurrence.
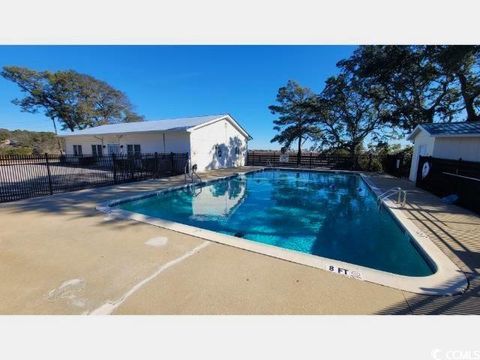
[119,169,434,276]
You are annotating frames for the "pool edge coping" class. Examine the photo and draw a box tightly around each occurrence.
[359,173,467,296]
[96,167,468,296]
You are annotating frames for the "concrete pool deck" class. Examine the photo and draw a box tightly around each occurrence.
[0,167,479,314]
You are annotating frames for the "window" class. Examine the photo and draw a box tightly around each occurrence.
[73,145,83,156]
[235,147,240,155]
[127,144,141,157]
[91,144,103,157]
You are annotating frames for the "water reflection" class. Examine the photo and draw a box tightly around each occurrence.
[191,177,246,217]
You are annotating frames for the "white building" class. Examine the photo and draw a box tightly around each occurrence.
[407,122,480,182]
[59,114,252,172]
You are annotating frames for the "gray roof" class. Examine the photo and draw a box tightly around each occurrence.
[59,114,238,137]
[408,121,480,140]
[422,122,480,135]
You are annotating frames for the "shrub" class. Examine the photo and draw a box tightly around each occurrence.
[0,146,33,156]
[358,155,384,172]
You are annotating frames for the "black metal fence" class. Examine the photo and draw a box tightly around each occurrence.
[246,151,410,176]
[0,152,189,203]
[382,152,412,178]
[416,156,480,214]
[247,151,372,169]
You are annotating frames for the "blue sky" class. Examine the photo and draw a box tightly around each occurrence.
[0,45,357,150]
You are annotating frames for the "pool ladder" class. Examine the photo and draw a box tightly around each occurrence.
[184,161,202,184]
[377,187,407,208]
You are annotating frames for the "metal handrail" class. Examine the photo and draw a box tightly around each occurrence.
[377,187,407,208]
[184,161,190,183]
[191,166,202,182]
[377,187,401,199]
[184,160,202,183]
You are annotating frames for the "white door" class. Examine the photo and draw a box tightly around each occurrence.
[409,143,428,182]
[107,144,120,155]
[419,144,427,157]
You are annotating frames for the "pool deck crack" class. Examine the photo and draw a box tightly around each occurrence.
[89,241,210,315]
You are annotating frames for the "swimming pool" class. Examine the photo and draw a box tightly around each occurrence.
[101,168,467,294]
[119,169,434,276]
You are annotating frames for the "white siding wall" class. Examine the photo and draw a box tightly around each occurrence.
[189,119,248,172]
[409,130,436,182]
[433,137,480,162]
[64,132,190,155]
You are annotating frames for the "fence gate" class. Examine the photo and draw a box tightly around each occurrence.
[416,156,480,214]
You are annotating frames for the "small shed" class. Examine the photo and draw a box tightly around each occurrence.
[407,122,480,181]
[59,114,252,172]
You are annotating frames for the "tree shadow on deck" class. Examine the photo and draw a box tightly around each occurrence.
[372,180,480,315]
[204,136,246,171]
[376,275,480,315]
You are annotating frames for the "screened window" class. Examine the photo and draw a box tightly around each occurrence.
[73,145,83,156]
[91,144,103,157]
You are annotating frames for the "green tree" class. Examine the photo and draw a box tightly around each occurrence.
[309,74,390,166]
[1,66,144,134]
[269,80,321,164]
[0,129,9,142]
[428,45,480,122]
[367,141,402,156]
[0,146,33,156]
[0,128,64,155]
[338,46,461,130]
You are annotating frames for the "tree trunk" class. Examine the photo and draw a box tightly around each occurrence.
[458,72,480,122]
[297,136,302,166]
[51,118,63,155]
[350,145,357,170]
[51,118,58,134]
[424,107,436,124]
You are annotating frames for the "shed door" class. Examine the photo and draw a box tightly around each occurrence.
[409,143,429,182]
[419,144,427,156]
